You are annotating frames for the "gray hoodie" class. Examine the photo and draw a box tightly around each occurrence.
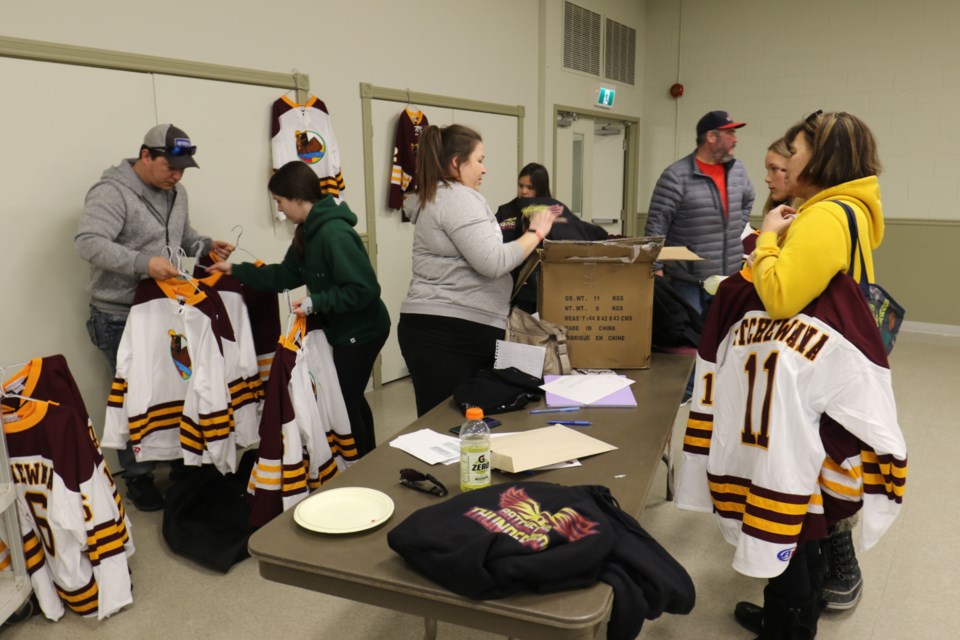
[74,159,210,315]
[401,182,525,329]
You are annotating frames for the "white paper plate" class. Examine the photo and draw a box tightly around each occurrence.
[293,487,395,534]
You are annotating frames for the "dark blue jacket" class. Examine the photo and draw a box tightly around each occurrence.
[645,152,755,281]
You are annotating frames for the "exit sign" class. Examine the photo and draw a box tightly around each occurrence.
[596,87,616,108]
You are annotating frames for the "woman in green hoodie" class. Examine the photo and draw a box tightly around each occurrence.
[208,161,390,456]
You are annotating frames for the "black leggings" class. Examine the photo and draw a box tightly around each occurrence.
[332,331,388,457]
[767,540,822,598]
[398,313,504,417]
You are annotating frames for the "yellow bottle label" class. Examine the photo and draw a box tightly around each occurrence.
[460,443,491,491]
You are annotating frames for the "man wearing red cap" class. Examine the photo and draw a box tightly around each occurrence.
[645,110,755,316]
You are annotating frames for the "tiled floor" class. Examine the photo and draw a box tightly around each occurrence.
[5,330,955,639]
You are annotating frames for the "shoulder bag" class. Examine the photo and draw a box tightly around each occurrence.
[834,200,905,354]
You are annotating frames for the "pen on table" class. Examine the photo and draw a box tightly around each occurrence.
[529,407,580,414]
[547,420,592,426]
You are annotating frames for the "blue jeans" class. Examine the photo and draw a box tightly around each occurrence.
[86,305,156,479]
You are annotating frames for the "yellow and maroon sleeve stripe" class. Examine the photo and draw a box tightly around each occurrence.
[107,377,128,408]
[862,447,907,503]
[683,411,713,455]
[57,576,99,616]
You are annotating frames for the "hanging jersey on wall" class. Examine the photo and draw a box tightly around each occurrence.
[388,107,428,216]
[2,400,134,620]
[270,95,345,210]
[674,270,907,579]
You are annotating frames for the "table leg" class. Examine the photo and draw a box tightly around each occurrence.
[661,431,675,501]
[423,617,437,640]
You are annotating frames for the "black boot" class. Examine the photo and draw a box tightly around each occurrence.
[755,588,819,640]
[821,528,863,611]
[734,600,763,635]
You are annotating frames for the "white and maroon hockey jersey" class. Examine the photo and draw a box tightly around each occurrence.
[270,95,345,205]
[2,400,134,620]
[388,107,428,214]
[303,327,356,464]
[194,253,281,390]
[196,270,264,447]
[103,277,238,474]
[247,318,356,527]
[675,270,907,578]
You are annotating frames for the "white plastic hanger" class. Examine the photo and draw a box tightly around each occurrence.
[231,225,261,262]
[0,365,40,405]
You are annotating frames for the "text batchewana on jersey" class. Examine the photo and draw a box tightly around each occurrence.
[674,270,907,579]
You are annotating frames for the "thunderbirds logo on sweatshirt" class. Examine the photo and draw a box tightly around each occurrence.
[464,486,600,551]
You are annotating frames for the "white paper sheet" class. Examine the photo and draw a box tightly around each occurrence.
[389,429,461,465]
[539,374,634,406]
[494,340,546,378]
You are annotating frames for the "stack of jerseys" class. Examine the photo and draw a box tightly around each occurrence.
[193,252,281,389]
[270,94,345,206]
[675,271,908,579]
[247,316,356,527]
[1,355,134,620]
[102,275,263,474]
[387,482,696,640]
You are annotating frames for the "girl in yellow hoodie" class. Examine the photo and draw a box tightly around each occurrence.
[737,113,883,637]
[752,111,883,319]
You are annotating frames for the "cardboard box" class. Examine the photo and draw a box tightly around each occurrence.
[538,237,701,369]
[490,425,617,473]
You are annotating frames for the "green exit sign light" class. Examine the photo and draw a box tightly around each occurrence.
[597,87,615,108]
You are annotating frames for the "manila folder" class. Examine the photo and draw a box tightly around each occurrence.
[490,425,617,473]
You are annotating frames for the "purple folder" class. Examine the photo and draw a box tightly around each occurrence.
[543,375,638,407]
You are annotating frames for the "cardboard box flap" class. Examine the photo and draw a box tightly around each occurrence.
[490,425,617,473]
[542,237,663,264]
[511,250,542,301]
[658,245,704,261]
[541,237,702,264]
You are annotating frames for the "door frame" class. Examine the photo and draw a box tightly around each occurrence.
[552,104,640,236]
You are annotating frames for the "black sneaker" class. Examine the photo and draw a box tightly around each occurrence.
[821,529,863,611]
[734,601,762,635]
[125,474,164,512]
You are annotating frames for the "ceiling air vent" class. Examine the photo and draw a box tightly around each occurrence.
[604,18,636,86]
[563,1,601,77]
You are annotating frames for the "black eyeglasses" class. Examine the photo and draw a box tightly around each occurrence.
[804,109,823,125]
[399,468,448,497]
[150,144,197,157]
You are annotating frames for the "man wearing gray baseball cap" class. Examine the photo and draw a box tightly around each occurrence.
[75,123,233,511]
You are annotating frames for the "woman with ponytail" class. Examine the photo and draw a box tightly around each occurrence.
[398,124,560,416]
[208,160,389,456]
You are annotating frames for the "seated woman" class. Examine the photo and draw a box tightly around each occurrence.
[496,163,608,313]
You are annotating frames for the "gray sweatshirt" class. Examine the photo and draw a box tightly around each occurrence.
[401,182,526,329]
[74,159,210,315]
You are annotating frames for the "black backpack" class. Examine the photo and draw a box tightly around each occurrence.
[652,277,703,349]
